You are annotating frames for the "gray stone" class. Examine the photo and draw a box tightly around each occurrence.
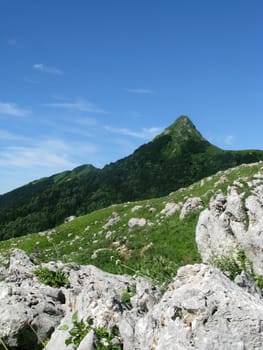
[78,330,95,350]
[2,248,263,350]
[180,197,203,220]
[131,205,143,213]
[103,213,120,229]
[196,181,263,276]
[133,264,263,350]
[128,218,147,228]
[160,202,180,217]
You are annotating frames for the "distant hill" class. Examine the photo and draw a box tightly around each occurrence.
[0,115,263,239]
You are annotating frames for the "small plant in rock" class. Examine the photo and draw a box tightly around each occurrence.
[211,249,263,289]
[34,267,69,288]
[121,284,136,310]
[94,325,122,350]
[63,312,92,349]
[114,256,178,290]
[211,254,243,280]
[62,311,123,349]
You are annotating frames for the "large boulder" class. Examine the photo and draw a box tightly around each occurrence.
[196,178,263,275]
[132,264,263,350]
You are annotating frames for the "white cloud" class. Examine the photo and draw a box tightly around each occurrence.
[33,63,63,75]
[0,102,29,117]
[104,125,162,139]
[126,88,154,94]
[0,138,99,169]
[44,99,107,114]
[0,140,74,168]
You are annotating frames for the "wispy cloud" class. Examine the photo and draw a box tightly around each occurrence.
[205,131,236,148]
[126,88,154,94]
[0,137,99,170]
[76,117,98,126]
[224,135,235,146]
[33,63,63,75]
[44,99,107,114]
[0,102,29,117]
[104,125,162,139]
[0,130,26,141]
[0,139,76,168]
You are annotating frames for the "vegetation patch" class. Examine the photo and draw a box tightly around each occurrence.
[121,284,136,310]
[34,267,69,288]
[61,311,122,349]
[0,162,262,289]
[211,250,263,289]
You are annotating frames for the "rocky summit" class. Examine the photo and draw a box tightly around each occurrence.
[1,162,263,349]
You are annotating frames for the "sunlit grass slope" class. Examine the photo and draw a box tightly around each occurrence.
[0,162,262,286]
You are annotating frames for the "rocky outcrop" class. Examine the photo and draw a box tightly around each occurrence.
[133,264,263,350]
[47,263,263,350]
[45,262,162,350]
[1,248,263,349]
[2,165,263,350]
[180,197,203,220]
[0,249,65,350]
[196,173,263,275]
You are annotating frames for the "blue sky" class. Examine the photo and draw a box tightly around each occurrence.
[0,0,262,194]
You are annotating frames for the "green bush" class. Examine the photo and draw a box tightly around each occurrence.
[62,312,122,349]
[34,267,69,288]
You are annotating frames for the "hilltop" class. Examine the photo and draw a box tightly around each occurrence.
[0,115,263,240]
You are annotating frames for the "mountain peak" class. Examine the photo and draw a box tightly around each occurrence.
[165,115,196,132]
[159,115,204,142]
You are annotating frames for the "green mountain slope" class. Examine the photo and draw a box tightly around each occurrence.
[0,116,263,240]
[0,161,262,287]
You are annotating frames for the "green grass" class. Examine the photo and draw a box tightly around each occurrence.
[0,162,262,287]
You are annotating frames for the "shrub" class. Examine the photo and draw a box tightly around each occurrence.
[62,311,123,350]
[34,267,69,288]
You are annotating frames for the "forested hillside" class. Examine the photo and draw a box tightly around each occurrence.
[0,116,263,239]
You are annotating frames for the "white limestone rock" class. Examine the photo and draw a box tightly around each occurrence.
[103,213,120,230]
[2,249,263,350]
[196,183,263,275]
[131,205,143,213]
[132,264,263,350]
[180,197,203,220]
[160,202,180,217]
[0,250,66,349]
[128,218,147,228]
